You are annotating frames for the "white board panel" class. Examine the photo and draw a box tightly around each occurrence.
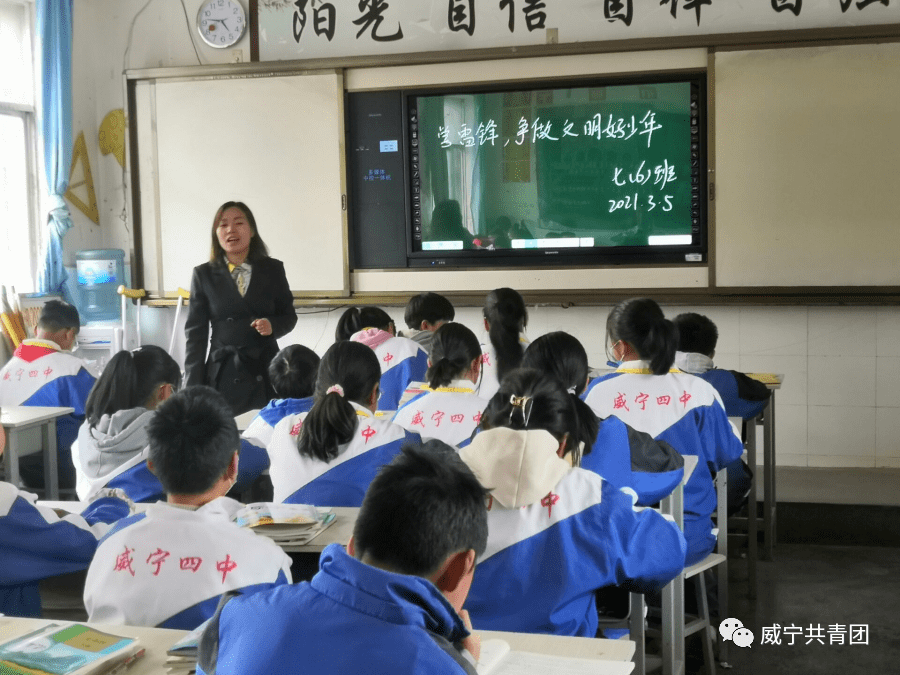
[151,72,348,296]
[715,43,900,287]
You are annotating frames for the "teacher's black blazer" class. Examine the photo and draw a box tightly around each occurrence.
[184,257,297,414]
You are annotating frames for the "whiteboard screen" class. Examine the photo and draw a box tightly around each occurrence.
[144,72,348,296]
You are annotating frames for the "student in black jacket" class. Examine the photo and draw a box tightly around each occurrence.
[184,201,297,414]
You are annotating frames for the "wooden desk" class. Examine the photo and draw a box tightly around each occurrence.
[235,409,260,432]
[0,619,633,674]
[1,406,74,500]
[0,618,185,675]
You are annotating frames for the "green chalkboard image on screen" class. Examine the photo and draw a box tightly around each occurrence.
[407,75,705,268]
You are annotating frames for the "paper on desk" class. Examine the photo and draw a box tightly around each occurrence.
[476,639,633,675]
[232,503,336,546]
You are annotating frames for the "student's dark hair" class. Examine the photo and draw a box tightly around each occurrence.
[268,344,320,399]
[353,441,489,576]
[673,312,719,357]
[208,201,269,265]
[404,292,456,329]
[606,298,678,376]
[483,287,527,382]
[84,345,182,429]
[37,300,80,332]
[334,306,394,341]
[521,332,599,457]
[427,322,481,389]
[481,367,596,464]
[297,341,381,461]
[147,386,238,495]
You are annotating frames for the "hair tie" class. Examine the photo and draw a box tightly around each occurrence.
[567,386,577,395]
[509,394,534,426]
[326,384,345,397]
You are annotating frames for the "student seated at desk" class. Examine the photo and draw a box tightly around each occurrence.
[584,299,744,566]
[460,370,686,637]
[673,312,771,515]
[399,291,456,355]
[521,331,684,506]
[393,323,488,449]
[267,341,420,505]
[197,441,488,675]
[238,344,321,491]
[0,479,128,618]
[72,346,180,502]
[338,306,429,411]
[84,386,292,630]
[0,300,96,490]
[477,287,529,401]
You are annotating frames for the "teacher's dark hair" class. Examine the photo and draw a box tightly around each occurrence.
[85,345,182,429]
[208,201,270,265]
[298,341,382,461]
[607,298,678,375]
[522,332,598,457]
[481,367,593,464]
[353,441,489,576]
[483,287,527,383]
[148,386,238,495]
[334,306,394,341]
[427,322,481,389]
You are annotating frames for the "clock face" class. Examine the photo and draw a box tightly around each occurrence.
[197,0,246,48]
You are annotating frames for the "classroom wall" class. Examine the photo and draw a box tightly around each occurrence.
[69,1,900,474]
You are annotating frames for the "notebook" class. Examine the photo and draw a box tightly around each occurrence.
[476,639,633,675]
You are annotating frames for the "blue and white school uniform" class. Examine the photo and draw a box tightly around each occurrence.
[84,497,292,630]
[0,339,96,487]
[371,336,429,411]
[393,380,488,449]
[267,403,421,505]
[0,482,125,617]
[476,334,529,402]
[581,415,684,506]
[460,429,686,637]
[584,360,744,565]
[236,397,315,492]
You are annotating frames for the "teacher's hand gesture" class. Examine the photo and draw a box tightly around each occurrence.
[251,318,272,336]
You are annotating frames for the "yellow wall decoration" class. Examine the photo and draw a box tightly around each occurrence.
[99,109,126,168]
[65,131,100,224]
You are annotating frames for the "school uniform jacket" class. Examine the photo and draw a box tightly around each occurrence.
[392,381,488,449]
[196,544,477,675]
[236,397,315,490]
[584,360,744,565]
[0,483,126,617]
[84,497,292,630]
[371,336,429,412]
[0,339,96,486]
[460,429,686,637]
[184,257,297,415]
[675,352,771,421]
[267,402,421,505]
[581,415,684,506]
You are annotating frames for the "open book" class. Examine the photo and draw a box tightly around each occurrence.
[231,503,336,546]
[476,639,634,675]
[0,624,143,675]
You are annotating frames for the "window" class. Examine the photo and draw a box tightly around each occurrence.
[0,0,40,293]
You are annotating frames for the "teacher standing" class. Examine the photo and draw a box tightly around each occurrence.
[184,201,297,415]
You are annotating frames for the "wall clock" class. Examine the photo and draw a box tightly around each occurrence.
[197,0,246,48]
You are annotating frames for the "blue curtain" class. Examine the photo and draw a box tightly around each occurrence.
[36,0,74,303]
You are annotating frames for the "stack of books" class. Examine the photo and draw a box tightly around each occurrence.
[164,622,204,675]
[0,623,144,675]
[232,503,336,547]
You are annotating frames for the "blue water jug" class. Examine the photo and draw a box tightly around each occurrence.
[75,249,125,323]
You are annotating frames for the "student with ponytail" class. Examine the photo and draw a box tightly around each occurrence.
[459,368,686,636]
[522,332,684,506]
[72,346,181,502]
[393,323,489,448]
[336,306,428,411]
[478,287,529,401]
[584,298,743,565]
[267,341,420,505]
